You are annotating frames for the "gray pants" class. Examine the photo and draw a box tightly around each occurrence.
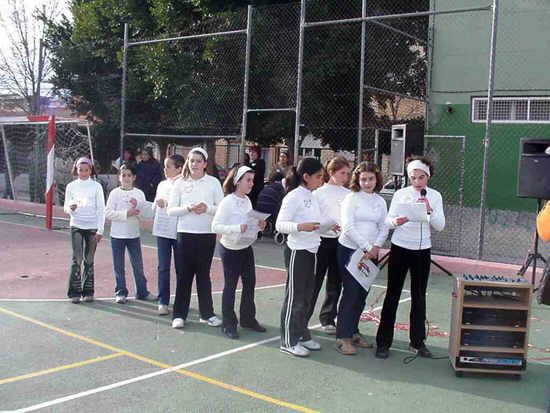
[68,227,98,298]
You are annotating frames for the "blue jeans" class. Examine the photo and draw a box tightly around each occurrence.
[336,243,369,339]
[111,237,150,298]
[157,236,178,305]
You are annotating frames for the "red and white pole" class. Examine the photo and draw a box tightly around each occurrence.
[45,116,56,230]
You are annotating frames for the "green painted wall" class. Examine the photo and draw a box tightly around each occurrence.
[427,0,550,212]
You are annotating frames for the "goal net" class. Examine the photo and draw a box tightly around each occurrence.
[0,117,93,205]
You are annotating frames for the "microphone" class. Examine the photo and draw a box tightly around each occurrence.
[420,188,430,215]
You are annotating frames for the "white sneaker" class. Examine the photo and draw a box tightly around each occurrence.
[115,295,127,304]
[172,318,184,329]
[158,304,169,315]
[199,315,222,327]
[322,325,337,335]
[300,339,321,351]
[82,296,94,303]
[280,344,310,357]
[140,293,158,302]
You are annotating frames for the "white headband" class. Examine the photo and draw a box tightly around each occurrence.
[188,147,208,161]
[233,166,253,185]
[407,160,431,177]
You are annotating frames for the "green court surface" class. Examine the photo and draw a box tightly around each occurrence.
[0,209,549,412]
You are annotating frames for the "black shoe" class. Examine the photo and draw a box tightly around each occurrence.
[375,347,390,359]
[222,326,239,339]
[241,320,266,333]
[409,343,432,358]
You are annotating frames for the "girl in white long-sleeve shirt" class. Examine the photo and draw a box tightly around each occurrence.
[306,156,351,335]
[64,157,105,303]
[105,164,155,304]
[167,147,224,329]
[376,156,445,359]
[276,158,335,357]
[336,162,388,355]
[212,165,267,339]
[153,154,184,315]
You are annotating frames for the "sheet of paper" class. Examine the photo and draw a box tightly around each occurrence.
[396,202,428,222]
[138,200,154,219]
[152,207,178,239]
[238,210,271,244]
[345,249,380,292]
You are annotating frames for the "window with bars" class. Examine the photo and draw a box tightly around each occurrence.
[471,97,550,123]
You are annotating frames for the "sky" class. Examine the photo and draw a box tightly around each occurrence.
[0,0,71,95]
[0,0,70,54]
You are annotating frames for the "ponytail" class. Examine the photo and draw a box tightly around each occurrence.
[284,157,323,192]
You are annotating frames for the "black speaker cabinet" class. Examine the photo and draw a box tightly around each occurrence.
[517,138,550,199]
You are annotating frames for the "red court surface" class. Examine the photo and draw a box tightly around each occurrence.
[0,220,286,300]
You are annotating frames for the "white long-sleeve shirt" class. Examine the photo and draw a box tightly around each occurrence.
[167,174,224,234]
[338,191,389,251]
[276,186,334,252]
[152,178,179,239]
[386,186,445,250]
[212,193,254,250]
[64,178,105,235]
[313,183,350,238]
[105,187,151,239]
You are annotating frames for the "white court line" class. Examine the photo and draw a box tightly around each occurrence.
[0,284,287,303]
[0,218,407,303]
[14,298,410,412]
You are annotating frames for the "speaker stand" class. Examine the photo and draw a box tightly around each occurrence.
[517,199,547,285]
[379,251,453,277]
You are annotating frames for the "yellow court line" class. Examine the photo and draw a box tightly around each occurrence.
[0,353,124,385]
[0,306,318,413]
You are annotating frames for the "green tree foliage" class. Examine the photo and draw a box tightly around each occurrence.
[44,0,429,167]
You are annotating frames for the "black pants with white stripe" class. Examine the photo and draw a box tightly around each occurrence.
[280,245,317,347]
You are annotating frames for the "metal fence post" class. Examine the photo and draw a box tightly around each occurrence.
[293,0,306,163]
[240,6,253,163]
[1,125,17,200]
[356,0,367,163]
[120,23,129,162]
[477,0,499,260]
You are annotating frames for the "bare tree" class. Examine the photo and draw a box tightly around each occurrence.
[0,0,59,115]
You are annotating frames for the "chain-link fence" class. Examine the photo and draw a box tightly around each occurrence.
[0,119,93,204]
[104,0,550,265]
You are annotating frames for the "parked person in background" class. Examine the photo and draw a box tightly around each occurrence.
[64,157,105,304]
[248,145,265,208]
[105,164,156,304]
[153,154,184,316]
[276,158,336,357]
[273,149,291,177]
[212,165,267,339]
[305,156,351,336]
[336,162,388,355]
[136,146,163,202]
[256,170,286,228]
[167,147,224,330]
[113,147,137,170]
[376,156,445,359]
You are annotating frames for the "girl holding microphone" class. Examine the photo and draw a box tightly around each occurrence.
[375,156,445,359]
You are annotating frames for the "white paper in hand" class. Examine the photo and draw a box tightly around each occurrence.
[396,202,428,222]
[238,210,271,244]
[345,249,380,292]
